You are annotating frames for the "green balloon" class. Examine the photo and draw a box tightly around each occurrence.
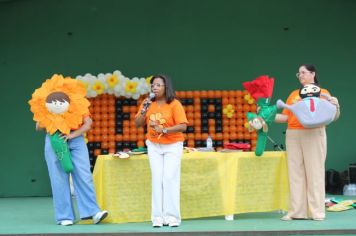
[247,98,278,156]
[50,131,73,173]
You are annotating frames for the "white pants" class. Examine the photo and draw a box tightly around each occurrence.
[146,140,183,224]
[285,128,327,219]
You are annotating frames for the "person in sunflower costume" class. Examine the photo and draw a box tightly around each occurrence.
[29,74,108,226]
[135,75,188,228]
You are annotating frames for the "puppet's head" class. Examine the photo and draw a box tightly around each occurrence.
[299,83,321,99]
[29,74,90,135]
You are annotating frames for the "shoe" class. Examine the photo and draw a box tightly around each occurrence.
[152,221,163,227]
[225,214,234,221]
[168,221,180,227]
[313,217,325,221]
[280,215,293,221]
[59,220,73,226]
[93,210,108,224]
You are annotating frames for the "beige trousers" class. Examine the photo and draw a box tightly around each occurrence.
[285,127,327,219]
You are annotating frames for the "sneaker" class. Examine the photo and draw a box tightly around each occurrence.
[225,214,234,221]
[93,210,108,224]
[152,217,163,228]
[59,220,73,226]
[280,215,293,221]
[152,221,163,227]
[168,221,180,227]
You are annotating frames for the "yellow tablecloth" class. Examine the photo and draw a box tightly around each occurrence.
[93,151,289,223]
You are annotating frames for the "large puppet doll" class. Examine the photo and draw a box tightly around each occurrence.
[243,75,278,156]
[276,83,337,128]
[29,74,90,173]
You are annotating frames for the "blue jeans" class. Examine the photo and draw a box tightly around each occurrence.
[45,134,100,223]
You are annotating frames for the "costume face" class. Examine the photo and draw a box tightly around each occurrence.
[299,83,321,99]
[151,78,165,99]
[45,91,70,114]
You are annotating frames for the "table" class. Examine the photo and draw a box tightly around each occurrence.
[93,151,289,223]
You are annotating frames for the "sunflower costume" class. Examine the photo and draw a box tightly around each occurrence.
[29,74,90,173]
[29,74,106,224]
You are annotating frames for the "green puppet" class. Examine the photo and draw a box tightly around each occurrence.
[243,76,278,156]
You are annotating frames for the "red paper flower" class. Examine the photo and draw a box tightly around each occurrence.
[242,75,275,101]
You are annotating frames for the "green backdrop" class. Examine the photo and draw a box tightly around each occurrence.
[0,0,355,197]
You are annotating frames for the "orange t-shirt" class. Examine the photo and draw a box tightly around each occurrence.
[282,88,330,129]
[136,99,188,144]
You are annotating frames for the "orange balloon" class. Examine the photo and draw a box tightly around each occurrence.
[108,106,115,113]
[243,104,250,112]
[222,98,229,105]
[108,141,116,148]
[130,134,137,141]
[101,120,108,128]
[208,105,215,112]
[115,134,123,141]
[228,98,236,105]
[130,106,137,113]
[137,133,145,141]
[87,134,95,142]
[108,120,115,128]
[101,142,109,149]
[229,132,237,140]
[229,125,237,133]
[244,132,251,140]
[194,111,201,119]
[108,113,115,120]
[193,90,201,98]
[200,90,208,98]
[195,133,202,140]
[237,132,244,140]
[208,119,215,126]
[108,134,115,142]
[186,111,194,119]
[215,133,223,140]
[186,91,193,98]
[209,126,215,134]
[94,149,101,157]
[108,148,116,154]
[194,119,201,126]
[123,134,130,142]
[187,139,195,147]
[207,90,214,98]
[229,119,236,126]
[137,140,145,147]
[237,118,244,126]
[201,133,209,140]
[215,90,222,98]
[101,134,108,142]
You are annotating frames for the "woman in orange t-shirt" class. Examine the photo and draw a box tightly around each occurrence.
[135,75,188,228]
[275,64,340,221]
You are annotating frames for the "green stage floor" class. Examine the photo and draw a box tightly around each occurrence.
[0,196,355,235]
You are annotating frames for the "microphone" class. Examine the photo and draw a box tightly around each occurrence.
[141,92,155,114]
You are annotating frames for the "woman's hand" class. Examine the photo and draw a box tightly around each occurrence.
[140,98,152,115]
[328,96,339,107]
[153,125,164,134]
[59,133,75,141]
